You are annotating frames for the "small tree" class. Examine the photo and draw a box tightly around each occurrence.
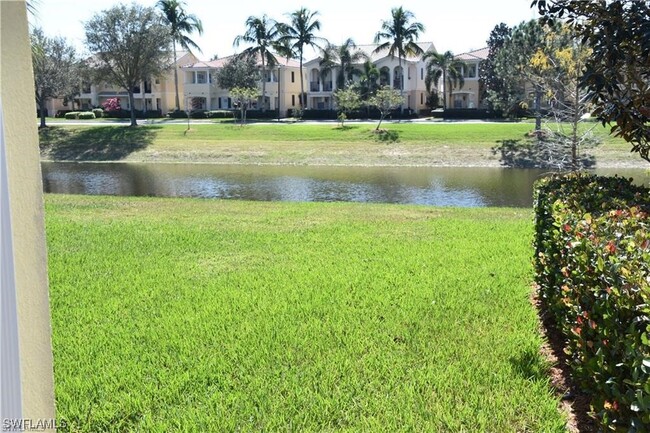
[333,88,361,127]
[230,86,259,125]
[533,0,650,163]
[84,4,171,126]
[369,86,403,131]
[31,28,78,128]
[214,55,260,91]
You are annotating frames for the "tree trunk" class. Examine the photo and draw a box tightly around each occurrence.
[128,91,137,126]
[399,56,404,115]
[299,49,305,112]
[261,56,266,113]
[442,70,448,111]
[173,40,180,111]
[534,87,542,132]
[39,98,47,129]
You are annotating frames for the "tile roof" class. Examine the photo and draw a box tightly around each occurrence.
[455,47,489,61]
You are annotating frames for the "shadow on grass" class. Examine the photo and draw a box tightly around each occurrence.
[39,126,160,161]
[372,129,400,143]
[333,125,360,131]
[492,139,596,169]
[509,348,549,383]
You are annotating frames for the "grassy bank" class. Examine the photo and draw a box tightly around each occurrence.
[46,195,565,432]
[39,121,640,167]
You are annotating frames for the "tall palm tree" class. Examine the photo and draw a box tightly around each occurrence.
[373,7,425,114]
[319,38,368,90]
[233,15,282,112]
[277,8,327,111]
[157,0,203,111]
[424,51,467,110]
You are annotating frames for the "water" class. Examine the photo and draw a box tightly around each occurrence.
[41,162,650,208]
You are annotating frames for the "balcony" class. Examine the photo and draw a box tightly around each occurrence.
[310,82,319,92]
[322,82,333,92]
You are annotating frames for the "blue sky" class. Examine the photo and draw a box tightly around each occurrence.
[30,0,539,60]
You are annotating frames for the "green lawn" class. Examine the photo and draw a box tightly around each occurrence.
[46,195,565,432]
[39,121,634,167]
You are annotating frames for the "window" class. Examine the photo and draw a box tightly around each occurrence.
[466,65,476,78]
[292,94,295,106]
[421,68,423,80]
[196,71,207,84]
[420,93,423,104]
[291,71,295,83]
[155,78,160,85]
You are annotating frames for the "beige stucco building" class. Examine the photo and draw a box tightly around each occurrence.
[78,51,198,113]
[182,55,302,114]
[447,47,488,110]
[303,42,437,113]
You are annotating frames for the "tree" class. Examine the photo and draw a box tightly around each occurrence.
[373,7,425,114]
[333,87,361,127]
[31,28,78,128]
[479,23,512,112]
[369,85,404,130]
[424,65,441,109]
[157,0,203,112]
[319,38,367,90]
[354,60,380,117]
[234,15,282,112]
[529,25,598,170]
[230,86,260,126]
[487,19,560,128]
[532,0,650,163]
[214,55,260,91]
[277,8,327,112]
[424,51,466,111]
[85,4,171,126]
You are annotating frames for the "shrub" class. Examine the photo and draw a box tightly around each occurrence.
[64,112,80,120]
[78,112,96,120]
[167,110,188,119]
[533,173,650,430]
[92,108,103,119]
[55,110,72,118]
[102,98,121,112]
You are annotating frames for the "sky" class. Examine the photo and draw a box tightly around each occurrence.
[29,0,540,60]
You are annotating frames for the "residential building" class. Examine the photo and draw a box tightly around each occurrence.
[303,42,437,112]
[182,55,302,114]
[447,47,488,109]
[46,51,199,114]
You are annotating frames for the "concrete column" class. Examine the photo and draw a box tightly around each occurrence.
[1,1,56,430]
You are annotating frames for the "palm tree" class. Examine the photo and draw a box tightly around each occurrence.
[157,0,203,111]
[424,51,467,110]
[373,7,425,114]
[319,38,368,90]
[354,60,380,117]
[233,15,283,112]
[277,8,327,111]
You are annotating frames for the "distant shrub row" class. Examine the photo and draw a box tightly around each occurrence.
[533,173,650,431]
[63,111,98,120]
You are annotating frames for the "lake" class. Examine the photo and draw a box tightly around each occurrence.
[41,162,650,208]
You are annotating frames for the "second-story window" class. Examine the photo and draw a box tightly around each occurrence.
[291,71,295,83]
[197,71,207,84]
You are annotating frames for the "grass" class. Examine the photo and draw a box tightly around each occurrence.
[39,121,638,167]
[46,195,566,432]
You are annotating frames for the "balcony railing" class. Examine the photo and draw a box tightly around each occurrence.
[310,82,319,92]
[323,82,333,92]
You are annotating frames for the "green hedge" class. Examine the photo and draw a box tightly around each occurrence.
[64,112,80,120]
[78,112,96,120]
[92,108,103,119]
[533,173,650,431]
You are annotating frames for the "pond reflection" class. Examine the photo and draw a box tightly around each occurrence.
[41,162,650,208]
